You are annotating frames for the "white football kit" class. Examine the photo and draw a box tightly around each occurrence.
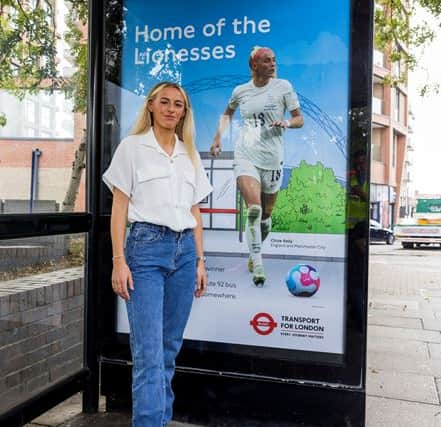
[228,78,300,171]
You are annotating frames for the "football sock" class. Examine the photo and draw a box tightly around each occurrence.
[246,204,263,267]
[261,216,272,242]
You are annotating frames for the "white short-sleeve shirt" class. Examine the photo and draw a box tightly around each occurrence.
[102,129,212,232]
[228,78,300,170]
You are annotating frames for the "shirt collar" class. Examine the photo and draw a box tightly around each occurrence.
[140,128,188,157]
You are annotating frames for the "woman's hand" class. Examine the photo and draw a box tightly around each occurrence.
[270,119,290,128]
[210,137,222,157]
[111,258,134,300]
[195,260,207,298]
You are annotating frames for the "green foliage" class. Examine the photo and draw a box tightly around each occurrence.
[271,162,346,234]
[63,0,88,113]
[0,0,88,114]
[0,0,58,97]
[0,112,6,127]
[375,0,441,94]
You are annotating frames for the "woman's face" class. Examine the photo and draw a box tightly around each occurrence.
[252,49,276,78]
[148,86,186,131]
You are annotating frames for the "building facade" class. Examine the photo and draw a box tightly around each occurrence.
[370,46,410,228]
[0,0,86,213]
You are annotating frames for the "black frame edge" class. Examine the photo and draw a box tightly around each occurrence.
[82,0,105,414]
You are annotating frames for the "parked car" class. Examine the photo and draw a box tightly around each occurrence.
[369,219,395,245]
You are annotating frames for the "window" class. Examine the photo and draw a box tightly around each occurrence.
[41,106,52,129]
[0,90,74,139]
[25,127,37,137]
[25,100,36,124]
[394,89,400,122]
[372,128,382,161]
[392,133,397,168]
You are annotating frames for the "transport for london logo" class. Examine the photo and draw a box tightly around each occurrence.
[250,312,277,335]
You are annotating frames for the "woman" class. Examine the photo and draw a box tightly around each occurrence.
[103,81,212,426]
[210,46,304,286]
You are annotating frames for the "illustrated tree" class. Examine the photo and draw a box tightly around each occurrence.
[271,162,346,234]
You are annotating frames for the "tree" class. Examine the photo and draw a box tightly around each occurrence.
[0,0,88,211]
[375,0,441,94]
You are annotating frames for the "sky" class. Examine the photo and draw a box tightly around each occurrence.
[408,13,441,195]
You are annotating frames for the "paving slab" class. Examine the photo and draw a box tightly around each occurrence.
[429,343,441,359]
[55,411,199,427]
[436,378,441,402]
[427,298,441,310]
[369,298,419,311]
[367,350,441,377]
[366,396,441,427]
[367,313,423,329]
[25,394,84,427]
[368,324,441,343]
[367,334,429,358]
[367,370,439,404]
[423,318,441,331]
[367,307,422,319]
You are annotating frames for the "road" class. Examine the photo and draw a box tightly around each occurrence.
[369,241,441,298]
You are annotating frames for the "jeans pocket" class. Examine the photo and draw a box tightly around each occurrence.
[133,225,163,244]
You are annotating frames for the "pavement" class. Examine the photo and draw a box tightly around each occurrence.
[25,242,441,427]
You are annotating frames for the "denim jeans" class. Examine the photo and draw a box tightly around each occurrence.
[125,222,196,427]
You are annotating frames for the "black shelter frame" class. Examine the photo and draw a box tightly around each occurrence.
[94,0,374,425]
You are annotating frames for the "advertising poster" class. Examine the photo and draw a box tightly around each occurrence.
[113,0,351,356]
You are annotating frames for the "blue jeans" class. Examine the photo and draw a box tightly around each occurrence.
[125,222,196,427]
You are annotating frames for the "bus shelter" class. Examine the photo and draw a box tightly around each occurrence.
[0,0,373,426]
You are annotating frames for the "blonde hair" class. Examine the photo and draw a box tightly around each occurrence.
[131,82,197,165]
[249,46,276,78]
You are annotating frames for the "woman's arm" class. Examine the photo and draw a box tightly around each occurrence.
[210,106,235,157]
[271,108,304,129]
[287,108,304,128]
[110,188,133,300]
[191,204,207,297]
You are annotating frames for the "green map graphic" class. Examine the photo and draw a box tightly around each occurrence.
[271,161,346,234]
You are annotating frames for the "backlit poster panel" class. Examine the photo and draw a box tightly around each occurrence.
[113,0,350,356]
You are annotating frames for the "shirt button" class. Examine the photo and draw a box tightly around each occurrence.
[170,159,174,163]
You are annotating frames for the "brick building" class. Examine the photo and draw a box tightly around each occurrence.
[0,95,86,213]
[370,46,410,228]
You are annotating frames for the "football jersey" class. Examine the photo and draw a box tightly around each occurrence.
[228,78,300,170]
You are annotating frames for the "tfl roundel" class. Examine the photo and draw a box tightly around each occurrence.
[249,312,277,335]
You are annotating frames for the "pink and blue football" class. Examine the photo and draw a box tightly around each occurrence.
[285,264,320,297]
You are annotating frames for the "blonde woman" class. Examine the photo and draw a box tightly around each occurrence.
[103,82,212,427]
[211,46,304,286]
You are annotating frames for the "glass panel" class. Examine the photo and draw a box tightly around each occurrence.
[0,233,85,414]
[372,96,383,114]
[394,89,400,122]
[372,128,382,161]
[373,49,384,67]
[0,90,86,214]
[0,90,74,139]
[105,0,353,377]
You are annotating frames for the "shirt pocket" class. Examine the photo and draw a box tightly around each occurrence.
[135,166,171,206]
[181,170,196,207]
